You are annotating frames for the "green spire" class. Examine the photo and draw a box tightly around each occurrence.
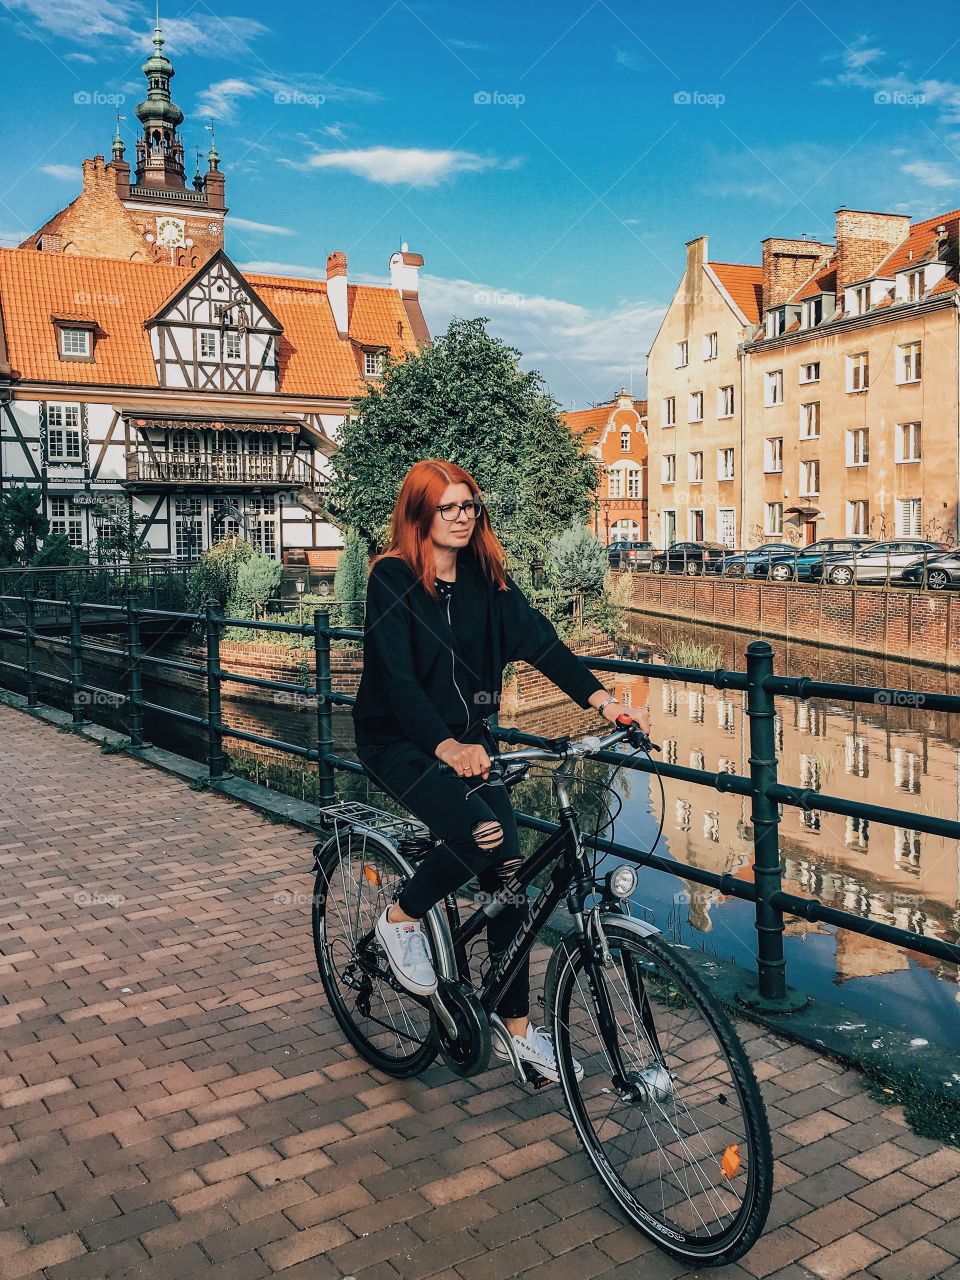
[136,21,184,130]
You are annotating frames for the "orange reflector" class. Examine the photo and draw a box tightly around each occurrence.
[720,1144,741,1179]
[362,865,381,886]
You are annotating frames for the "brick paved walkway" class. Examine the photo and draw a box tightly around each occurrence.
[1,704,958,1280]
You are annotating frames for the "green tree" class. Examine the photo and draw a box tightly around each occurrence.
[0,487,48,566]
[232,552,282,620]
[93,499,148,565]
[547,525,607,595]
[333,528,368,629]
[30,534,88,567]
[326,317,601,582]
[187,538,256,612]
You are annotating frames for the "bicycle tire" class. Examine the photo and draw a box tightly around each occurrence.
[312,827,439,1078]
[546,918,772,1266]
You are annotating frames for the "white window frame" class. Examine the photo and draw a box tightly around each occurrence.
[626,466,642,498]
[895,497,922,538]
[846,499,870,536]
[46,403,83,462]
[364,349,385,378]
[896,421,922,463]
[718,384,734,418]
[620,427,631,452]
[688,390,703,423]
[662,453,676,484]
[199,329,219,360]
[766,309,784,339]
[845,427,869,468]
[607,469,624,499]
[703,331,718,361]
[763,436,783,474]
[801,297,822,329]
[799,459,820,497]
[800,401,820,440]
[688,451,704,483]
[662,396,676,427]
[717,447,735,482]
[717,507,736,548]
[800,361,820,384]
[764,369,784,407]
[896,340,922,385]
[903,269,924,302]
[674,340,688,368]
[688,508,705,541]
[764,501,783,536]
[60,327,91,357]
[846,352,869,393]
[50,497,83,547]
[223,330,242,361]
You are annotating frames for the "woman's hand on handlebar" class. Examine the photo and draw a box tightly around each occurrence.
[435,737,491,780]
[600,701,650,736]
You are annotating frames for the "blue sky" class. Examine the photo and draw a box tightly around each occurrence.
[1,0,959,406]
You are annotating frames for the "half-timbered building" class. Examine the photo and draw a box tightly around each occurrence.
[0,21,429,562]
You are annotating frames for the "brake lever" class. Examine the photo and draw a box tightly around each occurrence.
[614,712,659,753]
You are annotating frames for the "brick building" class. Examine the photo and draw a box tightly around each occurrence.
[564,389,648,541]
[0,23,429,562]
[647,208,960,549]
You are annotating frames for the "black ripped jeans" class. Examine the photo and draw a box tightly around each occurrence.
[356,721,530,1019]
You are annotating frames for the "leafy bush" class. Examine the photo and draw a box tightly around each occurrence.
[30,535,88,567]
[187,538,256,612]
[231,552,282,620]
[546,525,607,595]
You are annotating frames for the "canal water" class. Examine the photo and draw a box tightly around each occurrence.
[5,612,958,1049]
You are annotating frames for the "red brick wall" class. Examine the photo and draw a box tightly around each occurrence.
[628,575,960,669]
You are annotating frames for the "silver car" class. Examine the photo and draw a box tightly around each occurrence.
[812,540,947,586]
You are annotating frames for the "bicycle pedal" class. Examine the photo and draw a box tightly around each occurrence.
[521,1063,555,1090]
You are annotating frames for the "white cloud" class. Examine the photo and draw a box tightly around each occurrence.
[65,50,96,63]
[40,163,79,181]
[824,38,960,124]
[289,146,500,186]
[230,216,295,237]
[196,78,260,123]
[3,0,138,42]
[902,160,959,190]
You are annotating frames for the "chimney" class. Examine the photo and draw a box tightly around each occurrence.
[388,244,429,346]
[761,237,833,308]
[326,251,348,337]
[681,236,708,311]
[389,242,424,295]
[835,209,910,294]
[37,231,64,254]
[81,155,108,191]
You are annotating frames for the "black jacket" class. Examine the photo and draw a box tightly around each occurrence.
[352,546,607,756]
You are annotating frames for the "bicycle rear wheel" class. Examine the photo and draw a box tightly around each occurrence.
[313,825,439,1077]
[546,918,772,1266]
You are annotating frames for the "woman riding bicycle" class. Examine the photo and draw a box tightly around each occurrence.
[352,457,649,1082]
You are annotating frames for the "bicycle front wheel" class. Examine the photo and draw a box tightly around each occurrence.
[546,918,772,1266]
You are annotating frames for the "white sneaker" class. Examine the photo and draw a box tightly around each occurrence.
[374,906,438,997]
[492,1021,584,1083]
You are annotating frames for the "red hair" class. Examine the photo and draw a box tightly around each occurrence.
[371,459,509,597]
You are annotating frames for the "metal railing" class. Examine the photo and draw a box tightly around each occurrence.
[0,591,957,1015]
[125,452,324,488]
[0,563,196,611]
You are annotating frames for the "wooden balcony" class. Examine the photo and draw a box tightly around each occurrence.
[125,451,321,489]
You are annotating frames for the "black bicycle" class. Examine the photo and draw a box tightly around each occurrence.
[312,714,773,1266]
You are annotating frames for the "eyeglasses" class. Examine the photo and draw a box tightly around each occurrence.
[436,499,484,522]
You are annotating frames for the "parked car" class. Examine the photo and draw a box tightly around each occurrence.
[720,543,796,577]
[753,537,875,582]
[809,540,948,586]
[651,542,727,576]
[607,539,655,570]
[901,551,960,590]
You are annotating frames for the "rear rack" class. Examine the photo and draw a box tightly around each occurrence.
[315,799,431,845]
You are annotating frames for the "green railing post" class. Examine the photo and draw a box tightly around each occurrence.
[205,597,226,779]
[23,586,38,708]
[69,592,85,724]
[739,640,808,1014]
[313,608,336,806]
[126,592,145,748]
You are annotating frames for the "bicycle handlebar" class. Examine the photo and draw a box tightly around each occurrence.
[437,712,658,780]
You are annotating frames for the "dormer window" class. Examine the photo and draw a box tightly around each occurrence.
[766,308,785,339]
[905,269,923,302]
[801,297,822,329]
[364,349,386,378]
[54,317,96,362]
[855,284,870,315]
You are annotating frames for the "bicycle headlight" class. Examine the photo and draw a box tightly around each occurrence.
[605,864,638,900]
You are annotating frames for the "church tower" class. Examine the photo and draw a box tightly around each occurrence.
[21,18,227,265]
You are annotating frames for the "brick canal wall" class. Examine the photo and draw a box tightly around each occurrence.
[627,573,960,669]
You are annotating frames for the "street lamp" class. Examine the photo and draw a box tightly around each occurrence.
[531,556,545,589]
[295,575,306,625]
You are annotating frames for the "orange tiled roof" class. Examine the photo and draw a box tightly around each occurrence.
[708,262,763,324]
[875,208,960,276]
[0,249,421,396]
[793,256,838,302]
[564,397,646,445]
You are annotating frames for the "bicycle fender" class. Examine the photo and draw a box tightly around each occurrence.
[543,913,661,1021]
